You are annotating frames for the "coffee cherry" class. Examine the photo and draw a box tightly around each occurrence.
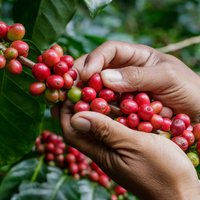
[66,69,77,80]
[32,63,51,81]
[115,117,127,126]
[127,113,140,129]
[58,89,66,101]
[135,92,150,106]
[4,47,18,60]
[137,122,153,133]
[187,152,199,167]
[0,55,6,69]
[69,163,79,175]
[160,106,173,119]
[65,153,76,163]
[196,140,200,154]
[90,98,108,114]
[150,101,163,114]
[50,44,63,57]
[114,186,127,196]
[193,123,200,141]
[81,87,97,102]
[45,153,55,161]
[89,171,99,182]
[99,89,115,102]
[104,105,111,115]
[88,73,103,92]
[98,174,110,188]
[7,23,25,41]
[36,144,45,154]
[37,55,43,63]
[172,136,188,151]
[10,40,29,57]
[120,99,138,115]
[44,88,59,103]
[150,114,163,130]
[7,59,22,75]
[63,73,74,89]
[29,82,46,96]
[60,55,74,68]
[68,147,80,157]
[120,92,134,101]
[41,130,51,142]
[170,119,185,137]
[53,61,68,76]
[174,114,190,128]
[186,125,193,132]
[161,118,172,131]
[157,130,171,139]
[46,75,64,89]
[46,142,55,153]
[182,130,195,146]
[74,101,90,113]
[0,21,8,38]
[67,87,82,103]
[42,49,60,67]
[111,194,118,200]
[137,104,154,121]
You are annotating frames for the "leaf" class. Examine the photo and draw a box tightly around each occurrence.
[0,158,46,200]
[83,0,112,17]
[13,0,77,50]
[0,43,45,167]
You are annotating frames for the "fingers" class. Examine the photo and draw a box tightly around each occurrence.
[74,41,161,81]
[101,64,174,93]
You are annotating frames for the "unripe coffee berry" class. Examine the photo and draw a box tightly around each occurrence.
[81,87,96,102]
[0,55,6,69]
[42,49,60,67]
[120,99,138,115]
[10,40,29,57]
[58,89,66,101]
[4,47,18,60]
[7,59,22,75]
[44,88,59,103]
[7,23,25,41]
[32,63,51,81]
[67,87,82,103]
[187,152,199,167]
[90,98,108,114]
[46,75,64,89]
[29,82,46,96]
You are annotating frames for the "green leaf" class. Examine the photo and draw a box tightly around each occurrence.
[0,42,45,167]
[83,0,112,17]
[13,0,76,50]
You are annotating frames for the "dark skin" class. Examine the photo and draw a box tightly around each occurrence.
[59,41,200,200]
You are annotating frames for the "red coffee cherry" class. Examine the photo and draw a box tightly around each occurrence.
[173,114,190,128]
[7,23,25,41]
[171,136,188,151]
[161,118,172,131]
[150,101,163,114]
[137,122,153,133]
[46,75,64,89]
[0,55,6,69]
[98,174,110,188]
[150,114,163,130]
[60,55,74,68]
[37,55,43,63]
[193,123,200,141]
[120,92,134,102]
[50,44,63,57]
[66,69,77,80]
[81,87,97,102]
[88,73,103,92]
[182,130,195,146]
[160,106,173,119]
[45,142,55,153]
[29,82,46,96]
[63,73,74,89]
[4,47,18,60]
[137,104,154,121]
[69,163,79,175]
[42,49,60,67]
[89,171,99,182]
[44,88,59,103]
[45,153,55,162]
[65,153,76,163]
[170,119,185,137]
[7,59,22,75]
[53,61,68,76]
[90,98,108,114]
[0,21,8,38]
[68,147,80,157]
[134,92,150,106]
[120,99,138,115]
[196,140,200,154]
[10,40,29,57]
[127,113,140,129]
[99,89,115,102]
[115,117,127,126]
[74,101,90,113]
[114,185,127,196]
[32,63,51,81]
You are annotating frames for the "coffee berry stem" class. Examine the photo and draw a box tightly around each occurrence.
[18,56,35,69]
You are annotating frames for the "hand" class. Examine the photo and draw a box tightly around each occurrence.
[74,41,200,122]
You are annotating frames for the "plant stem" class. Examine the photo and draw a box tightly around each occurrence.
[18,56,36,69]
[31,156,44,182]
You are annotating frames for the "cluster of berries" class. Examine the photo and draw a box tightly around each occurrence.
[29,44,78,103]
[0,21,29,74]
[35,130,128,199]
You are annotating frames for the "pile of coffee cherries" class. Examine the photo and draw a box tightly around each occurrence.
[0,21,29,74]
[35,130,128,199]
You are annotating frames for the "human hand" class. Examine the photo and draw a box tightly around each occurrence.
[74,41,200,122]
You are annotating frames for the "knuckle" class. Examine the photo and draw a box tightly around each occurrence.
[162,63,177,82]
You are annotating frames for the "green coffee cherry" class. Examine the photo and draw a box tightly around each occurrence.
[67,87,81,103]
[187,152,199,167]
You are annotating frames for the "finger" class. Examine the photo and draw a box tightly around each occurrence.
[74,41,161,81]
[100,64,174,93]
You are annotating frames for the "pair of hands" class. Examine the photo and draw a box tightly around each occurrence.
[60,41,200,200]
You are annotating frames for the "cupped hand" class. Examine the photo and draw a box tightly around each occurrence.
[60,106,200,200]
[74,41,200,122]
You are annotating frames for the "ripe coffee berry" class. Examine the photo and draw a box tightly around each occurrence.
[127,113,140,129]
[120,99,138,114]
[120,92,134,101]
[172,136,188,151]
[29,82,46,96]
[174,113,190,128]
[69,163,79,175]
[90,98,109,114]
[115,117,127,126]
[192,123,200,141]
[50,44,63,57]
[98,174,110,188]
[114,186,127,196]
[46,75,64,89]
[67,69,77,80]
[170,119,185,137]
[137,122,153,133]
[63,73,74,89]
[65,153,76,163]
[150,101,163,114]
[7,59,22,75]
[161,118,172,131]
[53,61,68,76]
[150,114,163,130]
[88,73,103,92]
[137,104,154,121]
[42,49,60,67]
[89,171,99,182]
[81,87,96,102]
[60,55,74,68]
[182,130,195,146]
[7,23,25,41]
[74,101,90,113]
[134,92,150,106]
[10,40,29,57]
[159,106,173,118]
[32,63,51,81]
[4,47,18,60]
[196,140,200,154]
[0,21,8,37]
[0,55,6,69]
[99,89,115,102]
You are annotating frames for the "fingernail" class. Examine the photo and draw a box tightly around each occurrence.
[72,117,91,132]
[101,70,123,82]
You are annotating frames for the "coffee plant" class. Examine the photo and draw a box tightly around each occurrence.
[0,0,200,199]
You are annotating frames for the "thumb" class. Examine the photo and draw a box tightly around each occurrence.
[101,65,172,93]
[71,111,144,150]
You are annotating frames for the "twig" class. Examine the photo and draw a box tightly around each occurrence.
[157,35,200,53]
[18,56,36,68]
